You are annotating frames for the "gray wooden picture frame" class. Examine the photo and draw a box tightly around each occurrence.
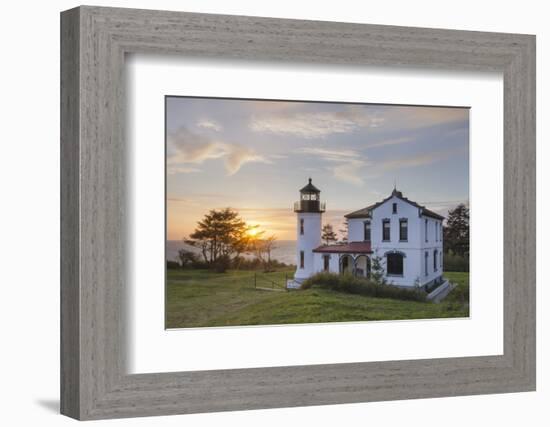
[60,5,536,420]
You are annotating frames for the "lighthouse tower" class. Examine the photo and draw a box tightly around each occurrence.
[293,178,325,283]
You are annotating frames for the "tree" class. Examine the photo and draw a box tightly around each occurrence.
[370,251,386,286]
[253,235,278,271]
[339,219,349,242]
[177,248,196,268]
[185,208,248,265]
[321,224,338,245]
[443,204,470,257]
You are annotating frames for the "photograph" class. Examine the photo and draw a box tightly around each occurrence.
[165,96,470,329]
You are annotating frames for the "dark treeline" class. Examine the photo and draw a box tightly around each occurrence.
[167,256,294,273]
[443,203,469,272]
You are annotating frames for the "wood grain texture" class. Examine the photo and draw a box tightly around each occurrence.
[60,7,80,419]
[60,6,536,420]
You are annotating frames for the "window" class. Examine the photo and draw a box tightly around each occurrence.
[425,219,428,242]
[433,250,437,272]
[300,251,304,269]
[386,253,404,276]
[323,255,330,272]
[301,193,318,201]
[399,218,408,241]
[363,221,371,242]
[300,218,304,235]
[435,222,438,241]
[382,219,391,241]
[392,202,397,214]
[424,251,428,276]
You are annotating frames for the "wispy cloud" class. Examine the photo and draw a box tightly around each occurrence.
[297,147,369,186]
[249,105,383,139]
[332,160,367,185]
[167,165,201,175]
[225,145,270,175]
[197,118,222,132]
[167,127,270,175]
[297,147,360,161]
[367,136,414,148]
[248,104,467,140]
[377,147,465,171]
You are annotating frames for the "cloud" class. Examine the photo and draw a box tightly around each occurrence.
[332,160,366,185]
[167,165,201,175]
[249,105,383,139]
[225,145,271,175]
[377,147,465,171]
[247,104,467,139]
[297,147,368,186]
[297,147,360,161]
[367,136,414,148]
[197,119,222,132]
[167,127,269,175]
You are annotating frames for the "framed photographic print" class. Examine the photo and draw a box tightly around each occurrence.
[61,5,536,420]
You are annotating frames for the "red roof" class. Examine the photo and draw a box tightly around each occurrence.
[313,241,372,254]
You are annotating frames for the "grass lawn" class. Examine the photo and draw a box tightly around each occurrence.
[166,268,470,329]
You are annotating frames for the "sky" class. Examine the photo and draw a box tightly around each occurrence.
[166,96,469,241]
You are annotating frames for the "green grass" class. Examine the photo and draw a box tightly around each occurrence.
[166,269,470,329]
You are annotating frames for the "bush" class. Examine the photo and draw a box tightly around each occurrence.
[166,261,180,270]
[212,255,232,273]
[444,252,469,272]
[301,272,427,302]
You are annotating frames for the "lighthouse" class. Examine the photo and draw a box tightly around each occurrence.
[292,178,325,284]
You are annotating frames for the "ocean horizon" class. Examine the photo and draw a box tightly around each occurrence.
[167,239,297,265]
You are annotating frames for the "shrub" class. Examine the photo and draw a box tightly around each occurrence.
[166,261,180,270]
[444,252,469,272]
[212,255,231,273]
[301,272,427,302]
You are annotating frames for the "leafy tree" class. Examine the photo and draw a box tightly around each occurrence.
[185,208,248,265]
[177,248,197,268]
[370,251,386,286]
[321,224,338,245]
[443,204,470,257]
[339,219,349,242]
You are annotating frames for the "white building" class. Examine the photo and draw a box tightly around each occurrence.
[293,179,445,289]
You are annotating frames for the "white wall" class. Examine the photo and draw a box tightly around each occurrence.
[371,196,422,249]
[349,195,444,287]
[313,252,340,274]
[295,212,322,280]
[348,218,367,242]
[0,1,547,427]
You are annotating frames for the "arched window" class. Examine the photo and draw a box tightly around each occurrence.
[433,249,437,272]
[340,255,354,275]
[386,251,404,276]
[354,255,370,278]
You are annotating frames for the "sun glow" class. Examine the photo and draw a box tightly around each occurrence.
[246,226,261,237]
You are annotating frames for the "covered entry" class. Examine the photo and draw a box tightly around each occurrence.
[339,254,354,275]
[354,255,371,278]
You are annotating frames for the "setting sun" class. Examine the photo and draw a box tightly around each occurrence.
[246,226,261,237]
